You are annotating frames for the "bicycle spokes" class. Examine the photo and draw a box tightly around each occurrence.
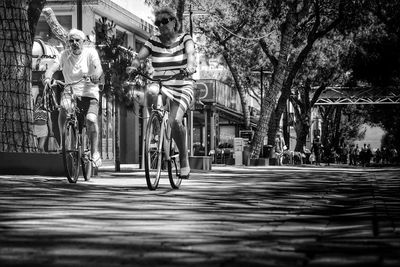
[168,139,182,189]
[62,123,80,183]
[81,127,92,181]
[144,113,164,190]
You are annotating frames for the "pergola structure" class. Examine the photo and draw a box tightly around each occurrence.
[314,86,400,105]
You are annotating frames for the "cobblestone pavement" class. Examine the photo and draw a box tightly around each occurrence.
[0,166,400,267]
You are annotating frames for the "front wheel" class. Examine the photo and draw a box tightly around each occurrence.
[62,120,80,183]
[144,112,163,190]
[168,138,182,189]
[81,127,92,181]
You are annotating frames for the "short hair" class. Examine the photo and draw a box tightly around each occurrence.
[68,28,86,40]
[154,6,180,32]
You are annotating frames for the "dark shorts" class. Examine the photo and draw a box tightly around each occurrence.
[76,97,99,132]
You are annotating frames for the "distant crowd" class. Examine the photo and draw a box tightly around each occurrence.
[309,140,399,167]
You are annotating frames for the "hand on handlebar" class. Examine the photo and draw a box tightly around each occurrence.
[126,57,141,74]
[82,74,101,84]
[176,68,196,80]
[174,69,189,80]
[42,77,52,87]
[88,75,101,84]
[126,66,138,74]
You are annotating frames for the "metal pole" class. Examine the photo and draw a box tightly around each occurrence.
[189,4,194,157]
[189,5,193,37]
[260,67,264,156]
[77,0,82,30]
[204,110,208,156]
[260,67,263,99]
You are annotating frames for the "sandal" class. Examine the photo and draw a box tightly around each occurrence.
[180,166,190,179]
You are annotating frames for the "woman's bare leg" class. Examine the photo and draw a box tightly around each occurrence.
[169,102,190,177]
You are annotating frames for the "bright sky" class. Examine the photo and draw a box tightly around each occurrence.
[111,0,154,23]
[355,124,386,150]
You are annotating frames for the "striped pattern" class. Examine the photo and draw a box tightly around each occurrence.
[145,33,194,110]
[33,109,48,122]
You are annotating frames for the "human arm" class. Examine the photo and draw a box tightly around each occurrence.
[88,48,103,83]
[47,111,54,137]
[42,60,61,86]
[185,38,197,75]
[126,46,150,73]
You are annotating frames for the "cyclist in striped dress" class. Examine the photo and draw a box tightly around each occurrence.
[127,6,197,179]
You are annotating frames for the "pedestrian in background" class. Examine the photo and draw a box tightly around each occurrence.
[311,135,322,166]
[323,140,334,166]
[349,144,356,165]
[33,93,53,152]
[355,144,360,166]
[274,130,286,166]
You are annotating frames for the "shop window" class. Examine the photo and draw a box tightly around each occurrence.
[219,125,235,147]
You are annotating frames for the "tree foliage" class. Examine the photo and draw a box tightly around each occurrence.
[95,17,149,109]
[344,0,400,153]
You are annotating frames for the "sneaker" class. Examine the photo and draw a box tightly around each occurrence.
[92,152,102,167]
[180,166,190,179]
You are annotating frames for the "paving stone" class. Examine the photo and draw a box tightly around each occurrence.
[1,166,400,266]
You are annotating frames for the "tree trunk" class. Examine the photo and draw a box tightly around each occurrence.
[333,106,342,146]
[294,113,311,152]
[250,12,297,159]
[28,0,46,40]
[175,0,186,33]
[221,49,250,129]
[0,1,37,152]
[42,7,68,45]
[212,29,251,129]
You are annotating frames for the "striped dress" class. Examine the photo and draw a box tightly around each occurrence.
[144,33,194,111]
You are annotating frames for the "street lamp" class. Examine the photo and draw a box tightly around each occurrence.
[183,5,208,37]
[250,67,272,155]
[250,67,272,106]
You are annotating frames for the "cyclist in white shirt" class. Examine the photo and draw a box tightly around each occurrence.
[43,28,103,167]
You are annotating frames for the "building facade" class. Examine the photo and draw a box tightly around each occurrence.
[33,0,262,166]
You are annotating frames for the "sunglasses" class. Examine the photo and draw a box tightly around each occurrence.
[68,38,82,43]
[155,17,174,27]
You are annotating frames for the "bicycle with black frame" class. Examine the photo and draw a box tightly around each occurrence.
[43,77,93,183]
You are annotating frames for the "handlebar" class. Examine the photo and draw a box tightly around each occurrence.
[117,45,137,57]
[127,69,191,83]
[45,77,89,89]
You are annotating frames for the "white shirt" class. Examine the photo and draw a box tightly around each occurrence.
[60,47,102,100]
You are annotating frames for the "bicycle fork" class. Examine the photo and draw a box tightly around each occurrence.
[155,112,173,167]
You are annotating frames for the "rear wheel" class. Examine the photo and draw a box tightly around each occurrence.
[62,120,80,183]
[168,138,181,189]
[81,127,92,181]
[144,112,163,190]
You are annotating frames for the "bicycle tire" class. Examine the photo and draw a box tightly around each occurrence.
[81,127,92,181]
[168,138,182,189]
[62,120,80,183]
[144,112,163,190]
